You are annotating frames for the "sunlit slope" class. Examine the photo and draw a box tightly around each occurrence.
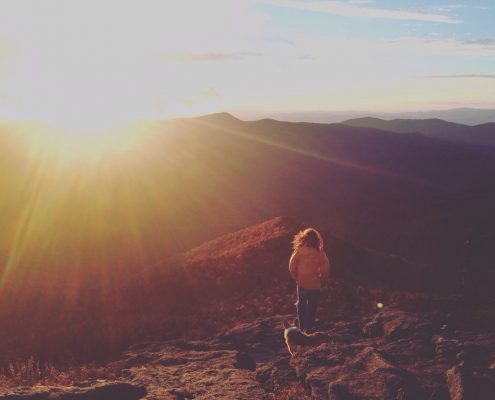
[0,118,274,277]
[1,113,495,286]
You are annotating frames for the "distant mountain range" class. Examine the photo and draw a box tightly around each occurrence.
[341,117,495,147]
[238,107,495,126]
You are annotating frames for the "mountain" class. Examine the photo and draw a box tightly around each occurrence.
[241,107,495,126]
[2,113,495,279]
[342,116,495,147]
[3,111,495,395]
[393,107,495,126]
[2,113,495,365]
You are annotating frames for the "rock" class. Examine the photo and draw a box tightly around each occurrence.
[58,382,147,399]
[328,382,357,400]
[433,336,462,358]
[291,343,409,399]
[288,308,495,399]
[127,342,267,399]
[446,366,465,400]
[234,352,256,371]
[427,387,451,400]
[0,392,49,400]
[362,319,383,337]
[4,309,495,399]
[457,343,491,369]
[369,307,439,341]
[446,364,495,400]
[338,347,405,399]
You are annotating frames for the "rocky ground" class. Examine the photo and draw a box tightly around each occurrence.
[2,306,494,399]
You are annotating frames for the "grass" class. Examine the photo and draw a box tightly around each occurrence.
[0,357,118,388]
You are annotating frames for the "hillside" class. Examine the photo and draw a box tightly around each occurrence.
[0,216,301,363]
[2,214,493,370]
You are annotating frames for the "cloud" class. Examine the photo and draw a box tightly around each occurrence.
[462,39,495,48]
[160,52,262,63]
[386,36,495,56]
[161,53,242,62]
[269,0,463,24]
[422,74,495,79]
[433,4,489,12]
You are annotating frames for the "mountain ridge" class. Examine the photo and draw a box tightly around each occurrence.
[239,107,495,126]
[342,116,495,147]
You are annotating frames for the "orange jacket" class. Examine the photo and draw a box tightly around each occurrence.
[289,246,330,290]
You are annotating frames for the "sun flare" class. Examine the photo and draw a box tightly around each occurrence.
[21,123,143,165]
[44,109,138,134]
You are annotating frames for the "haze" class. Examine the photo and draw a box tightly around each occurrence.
[0,0,494,133]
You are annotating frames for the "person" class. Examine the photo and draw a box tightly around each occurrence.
[289,228,330,332]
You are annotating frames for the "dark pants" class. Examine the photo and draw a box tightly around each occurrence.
[296,286,320,331]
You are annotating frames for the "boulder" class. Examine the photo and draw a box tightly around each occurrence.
[330,347,405,400]
[365,307,439,341]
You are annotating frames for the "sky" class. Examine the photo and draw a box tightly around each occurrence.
[0,0,494,130]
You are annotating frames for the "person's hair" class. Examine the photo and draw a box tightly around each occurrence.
[292,228,323,251]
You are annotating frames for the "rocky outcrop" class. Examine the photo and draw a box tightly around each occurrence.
[289,307,495,399]
[115,340,266,399]
[2,307,494,399]
[120,307,494,399]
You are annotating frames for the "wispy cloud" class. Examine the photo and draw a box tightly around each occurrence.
[422,74,495,79]
[462,39,495,48]
[160,52,262,63]
[161,53,242,62]
[347,0,375,4]
[433,4,489,12]
[270,0,463,24]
